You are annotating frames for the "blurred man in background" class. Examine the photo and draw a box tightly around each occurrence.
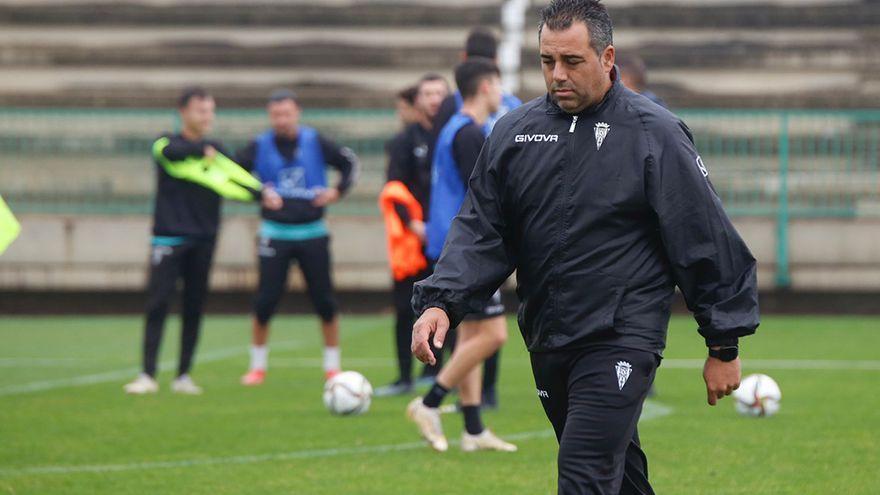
[433,27,523,137]
[236,89,359,386]
[618,53,667,109]
[406,59,515,453]
[376,74,450,397]
[431,26,520,409]
[125,86,277,395]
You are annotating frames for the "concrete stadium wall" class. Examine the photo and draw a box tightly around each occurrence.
[3,214,880,293]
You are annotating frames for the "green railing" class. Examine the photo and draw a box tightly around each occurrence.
[678,109,880,287]
[1,108,879,287]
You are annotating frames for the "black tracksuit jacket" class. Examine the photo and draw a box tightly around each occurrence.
[412,74,759,355]
[152,133,227,238]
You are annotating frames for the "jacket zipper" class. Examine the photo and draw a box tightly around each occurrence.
[569,115,579,133]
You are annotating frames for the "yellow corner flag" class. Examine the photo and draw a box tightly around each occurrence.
[0,194,21,255]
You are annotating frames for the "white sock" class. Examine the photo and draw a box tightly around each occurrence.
[323,346,340,372]
[250,345,268,371]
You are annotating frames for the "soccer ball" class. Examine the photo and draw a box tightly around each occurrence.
[323,371,373,415]
[732,373,781,417]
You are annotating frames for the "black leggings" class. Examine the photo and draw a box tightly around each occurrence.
[530,345,659,495]
[143,238,215,377]
[253,236,338,324]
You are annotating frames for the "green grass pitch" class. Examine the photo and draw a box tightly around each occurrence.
[1,314,878,494]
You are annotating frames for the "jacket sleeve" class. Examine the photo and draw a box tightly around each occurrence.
[235,140,258,173]
[412,134,515,328]
[647,120,759,346]
[319,135,360,196]
[160,135,204,161]
[152,137,261,202]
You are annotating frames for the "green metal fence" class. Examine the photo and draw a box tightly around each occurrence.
[1,108,879,287]
[678,109,880,287]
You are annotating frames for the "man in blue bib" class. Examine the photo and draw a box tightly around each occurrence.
[236,89,359,385]
[407,59,515,453]
[430,28,521,407]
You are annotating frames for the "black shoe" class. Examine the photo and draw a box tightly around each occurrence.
[374,379,414,397]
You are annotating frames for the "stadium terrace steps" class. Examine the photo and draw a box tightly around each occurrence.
[0,1,503,26]
[0,0,875,28]
[0,1,876,108]
[0,65,872,109]
[1,27,875,73]
[0,37,877,108]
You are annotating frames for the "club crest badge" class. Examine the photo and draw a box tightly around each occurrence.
[594,122,610,150]
[615,361,632,390]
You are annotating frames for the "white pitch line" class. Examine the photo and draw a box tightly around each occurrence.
[661,358,880,371]
[0,400,673,478]
[271,357,880,371]
[0,340,303,398]
[4,355,874,393]
[0,357,111,368]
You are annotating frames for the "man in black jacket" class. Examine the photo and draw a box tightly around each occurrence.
[376,74,449,397]
[411,1,759,493]
[125,86,279,396]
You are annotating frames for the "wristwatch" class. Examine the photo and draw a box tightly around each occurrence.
[708,345,739,362]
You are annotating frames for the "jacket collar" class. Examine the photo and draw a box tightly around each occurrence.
[544,65,622,116]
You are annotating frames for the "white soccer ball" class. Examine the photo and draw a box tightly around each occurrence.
[732,373,781,417]
[323,371,373,416]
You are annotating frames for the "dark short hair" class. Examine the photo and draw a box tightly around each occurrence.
[417,72,449,94]
[178,86,211,108]
[454,57,500,100]
[539,0,613,55]
[268,88,298,105]
[397,85,419,105]
[465,27,498,59]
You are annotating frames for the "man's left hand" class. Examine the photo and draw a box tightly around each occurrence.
[703,355,741,406]
[312,188,340,207]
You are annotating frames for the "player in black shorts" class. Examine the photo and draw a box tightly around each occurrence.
[406,59,515,453]
[236,89,359,385]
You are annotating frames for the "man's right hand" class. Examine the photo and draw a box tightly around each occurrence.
[412,307,450,366]
[203,145,217,160]
[261,184,283,211]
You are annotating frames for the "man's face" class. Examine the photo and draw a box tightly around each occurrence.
[415,79,448,120]
[539,22,615,113]
[267,98,301,137]
[396,98,421,125]
[179,96,215,136]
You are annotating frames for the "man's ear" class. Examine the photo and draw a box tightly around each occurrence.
[602,45,615,73]
[477,78,491,97]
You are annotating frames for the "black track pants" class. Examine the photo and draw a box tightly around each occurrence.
[143,238,215,377]
[530,345,659,495]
